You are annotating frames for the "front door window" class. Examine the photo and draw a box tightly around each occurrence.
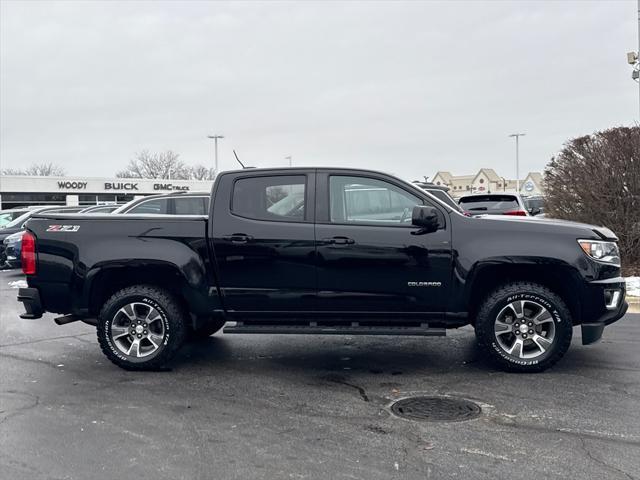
[330,176,422,225]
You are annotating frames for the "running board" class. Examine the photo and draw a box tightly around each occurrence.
[223,323,446,336]
[54,314,82,325]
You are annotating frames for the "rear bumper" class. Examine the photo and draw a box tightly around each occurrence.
[17,288,43,319]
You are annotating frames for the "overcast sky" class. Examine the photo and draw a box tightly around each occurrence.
[0,0,637,182]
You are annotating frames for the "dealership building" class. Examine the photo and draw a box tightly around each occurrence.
[0,175,213,209]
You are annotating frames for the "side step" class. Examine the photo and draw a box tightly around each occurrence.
[223,322,446,336]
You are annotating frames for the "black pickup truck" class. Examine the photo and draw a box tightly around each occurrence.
[18,168,628,372]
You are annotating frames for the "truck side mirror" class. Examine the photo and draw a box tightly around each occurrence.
[411,206,440,234]
[529,207,541,216]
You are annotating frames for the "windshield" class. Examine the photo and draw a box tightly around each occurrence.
[427,190,462,211]
[0,210,28,228]
[524,197,544,209]
[3,211,34,229]
[0,213,13,228]
[87,206,118,213]
[459,195,520,214]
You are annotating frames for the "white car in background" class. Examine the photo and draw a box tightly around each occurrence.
[458,193,533,217]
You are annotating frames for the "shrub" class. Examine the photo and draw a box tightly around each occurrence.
[544,126,640,275]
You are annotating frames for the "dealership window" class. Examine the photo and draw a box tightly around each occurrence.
[232,175,306,221]
[78,194,134,205]
[1,192,66,205]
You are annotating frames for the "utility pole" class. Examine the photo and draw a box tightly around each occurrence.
[508,133,526,192]
[285,155,292,167]
[207,135,224,176]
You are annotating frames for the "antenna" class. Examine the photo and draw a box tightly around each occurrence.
[233,150,246,169]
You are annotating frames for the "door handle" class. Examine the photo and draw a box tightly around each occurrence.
[322,236,355,245]
[222,233,254,243]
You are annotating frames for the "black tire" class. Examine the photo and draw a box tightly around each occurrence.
[187,318,226,340]
[474,282,573,373]
[97,285,187,371]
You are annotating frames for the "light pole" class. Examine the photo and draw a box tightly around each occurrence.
[285,155,292,167]
[628,0,640,119]
[508,133,526,192]
[207,135,224,176]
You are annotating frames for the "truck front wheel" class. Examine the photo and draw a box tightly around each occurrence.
[97,285,187,370]
[474,282,573,373]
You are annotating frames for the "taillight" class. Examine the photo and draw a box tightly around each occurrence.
[21,231,37,275]
[503,210,527,216]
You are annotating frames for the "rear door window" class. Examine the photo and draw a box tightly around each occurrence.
[232,176,306,222]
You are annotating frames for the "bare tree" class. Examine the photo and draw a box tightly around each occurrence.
[189,165,215,180]
[544,126,640,275]
[1,162,66,176]
[117,150,190,179]
[1,168,24,175]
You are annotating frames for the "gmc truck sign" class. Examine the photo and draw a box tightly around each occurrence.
[153,183,190,191]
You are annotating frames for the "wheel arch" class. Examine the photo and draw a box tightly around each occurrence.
[85,261,214,320]
[464,260,583,325]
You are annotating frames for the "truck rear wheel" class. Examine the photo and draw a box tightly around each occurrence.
[97,285,187,371]
[474,282,573,373]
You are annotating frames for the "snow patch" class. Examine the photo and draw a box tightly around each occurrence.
[626,277,640,298]
[8,280,27,289]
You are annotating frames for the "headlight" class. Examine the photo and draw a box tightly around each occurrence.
[578,240,620,266]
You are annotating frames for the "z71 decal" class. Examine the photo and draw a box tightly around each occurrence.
[46,225,80,232]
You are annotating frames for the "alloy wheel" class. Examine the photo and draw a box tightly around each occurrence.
[109,302,165,358]
[494,300,556,359]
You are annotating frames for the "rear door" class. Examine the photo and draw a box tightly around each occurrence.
[210,171,316,314]
[315,171,452,316]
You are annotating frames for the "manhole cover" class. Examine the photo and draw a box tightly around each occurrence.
[390,396,481,422]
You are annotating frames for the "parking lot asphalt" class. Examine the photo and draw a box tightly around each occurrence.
[1,269,639,480]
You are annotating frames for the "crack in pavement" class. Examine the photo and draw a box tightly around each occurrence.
[490,416,640,447]
[0,390,40,426]
[578,436,637,480]
[324,374,370,402]
[0,333,95,349]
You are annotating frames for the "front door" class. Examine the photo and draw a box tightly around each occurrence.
[211,171,316,314]
[315,172,452,316]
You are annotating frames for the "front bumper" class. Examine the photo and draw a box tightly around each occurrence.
[4,255,20,269]
[4,245,20,268]
[18,288,43,319]
[580,277,628,345]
